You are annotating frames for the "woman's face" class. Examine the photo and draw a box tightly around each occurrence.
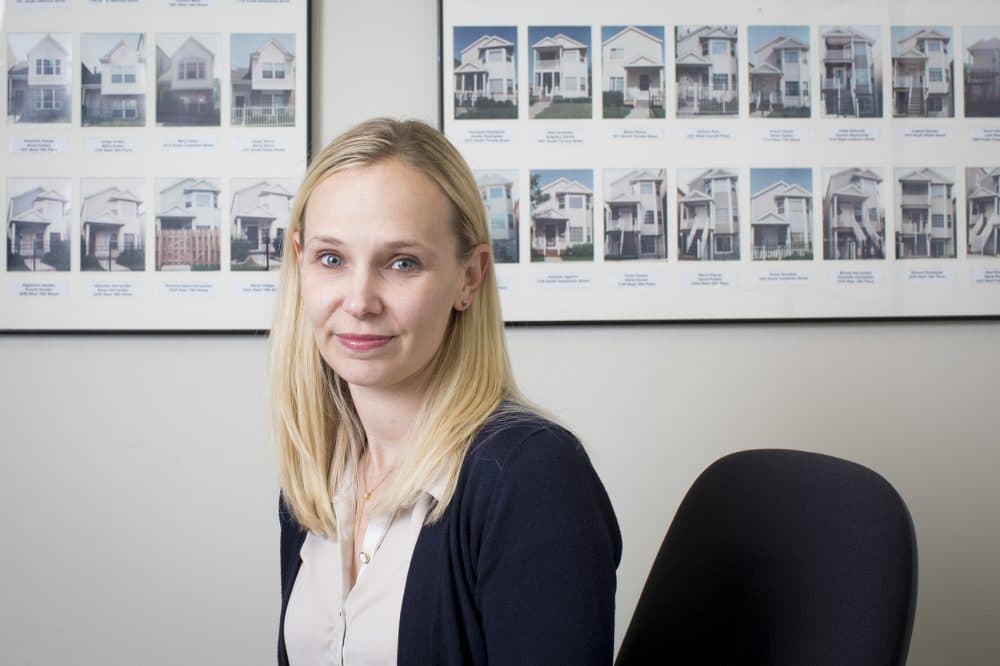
[296,159,485,397]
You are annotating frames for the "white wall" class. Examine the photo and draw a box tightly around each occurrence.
[1,2,998,664]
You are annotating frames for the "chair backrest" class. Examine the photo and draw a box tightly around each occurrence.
[615,449,918,666]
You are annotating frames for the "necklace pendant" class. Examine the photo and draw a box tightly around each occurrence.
[363,491,372,501]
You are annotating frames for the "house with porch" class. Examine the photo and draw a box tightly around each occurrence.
[231,38,295,127]
[678,169,740,260]
[749,33,810,116]
[156,36,219,125]
[603,169,666,260]
[530,33,589,102]
[822,168,886,259]
[601,26,664,118]
[821,27,881,117]
[80,185,144,270]
[7,184,69,270]
[454,33,517,113]
[6,34,72,123]
[892,28,953,117]
[675,26,739,116]
[531,176,592,260]
[966,167,1000,256]
[81,35,146,126]
[894,168,956,258]
[155,178,221,270]
[750,180,813,260]
[477,173,518,263]
[230,180,293,270]
[964,32,1000,117]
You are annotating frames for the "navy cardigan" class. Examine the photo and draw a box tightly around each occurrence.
[278,415,622,665]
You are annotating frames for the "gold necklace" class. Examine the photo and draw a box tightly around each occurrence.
[360,454,396,501]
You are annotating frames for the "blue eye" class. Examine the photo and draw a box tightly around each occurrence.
[391,257,419,271]
[319,253,342,268]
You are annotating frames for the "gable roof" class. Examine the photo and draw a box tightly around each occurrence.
[99,40,145,64]
[680,189,712,203]
[750,62,783,75]
[823,27,875,43]
[476,174,513,187]
[968,37,1000,51]
[898,168,952,184]
[29,34,68,57]
[540,177,592,195]
[156,205,196,219]
[831,167,882,182]
[676,53,711,66]
[531,205,568,220]
[454,62,485,74]
[894,47,926,60]
[899,29,951,44]
[461,35,515,56]
[10,208,54,224]
[252,39,294,59]
[232,203,278,220]
[968,185,999,199]
[532,34,587,50]
[602,26,662,48]
[170,36,213,60]
[753,212,789,225]
[625,54,663,68]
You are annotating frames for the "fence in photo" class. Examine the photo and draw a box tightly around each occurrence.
[156,228,220,270]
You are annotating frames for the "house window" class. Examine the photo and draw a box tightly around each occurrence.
[802,81,809,96]
[932,214,945,227]
[644,211,655,225]
[490,214,507,232]
[785,50,799,64]
[715,236,732,253]
[579,51,585,63]
[111,65,136,84]
[931,184,946,199]
[610,76,624,91]
[785,81,800,96]
[610,48,624,60]
[35,58,61,75]
[263,62,285,79]
[640,182,653,195]
[50,232,61,245]
[928,96,943,112]
[124,233,136,250]
[712,74,728,91]
[489,79,504,94]
[853,203,863,221]
[777,199,785,215]
[194,192,215,208]
[570,227,583,242]
[926,40,941,53]
[869,208,878,223]
[641,236,658,254]
[568,196,583,209]
[34,88,60,110]
[488,186,505,200]
[178,60,206,80]
[711,40,727,56]
[929,68,943,83]
[487,49,503,63]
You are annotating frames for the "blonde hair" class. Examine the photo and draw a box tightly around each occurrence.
[269,118,525,536]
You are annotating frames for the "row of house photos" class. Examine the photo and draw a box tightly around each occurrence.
[470,168,1000,265]
[6,178,294,272]
[453,25,1000,119]
[6,33,296,126]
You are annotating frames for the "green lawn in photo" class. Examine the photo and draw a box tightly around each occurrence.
[766,107,810,118]
[456,105,519,120]
[535,103,593,119]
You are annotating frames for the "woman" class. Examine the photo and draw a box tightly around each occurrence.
[270,118,621,665]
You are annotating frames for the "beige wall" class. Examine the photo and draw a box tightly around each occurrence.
[1,2,998,664]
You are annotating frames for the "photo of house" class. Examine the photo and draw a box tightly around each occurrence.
[453,27,518,119]
[6,178,71,271]
[6,33,72,124]
[230,178,293,271]
[528,27,592,119]
[964,27,1000,117]
[675,26,739,117]
[154,177,221,271]
[155,34,220,126]
[677,169,740,260]
[965,167,1000,256]
[820,26,882,118]
[530,169,593,261]
[893,168,956,258]
[750,169,814,260]
[81,33,146,127]
[748,26,810,118]
[474,170,519,263]
[603,169,666,260]
[601,26,665,119]
[80,178,145,271]
[822,168,886,260]
[891,27,954,118]
[231,34,295,127]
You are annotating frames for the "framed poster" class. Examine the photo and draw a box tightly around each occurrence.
[440,0,1000,321]
[1,0,310,331]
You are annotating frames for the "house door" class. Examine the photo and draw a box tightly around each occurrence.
[545,225,556,247]
[639,74,650,101]
[246,225,259,249]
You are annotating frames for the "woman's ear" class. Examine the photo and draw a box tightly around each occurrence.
[455,244,490,310]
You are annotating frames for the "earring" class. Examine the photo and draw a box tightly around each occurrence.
[461,298,470,309]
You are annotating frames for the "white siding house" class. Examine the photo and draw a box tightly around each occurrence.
[678,169,740,260]
[82,36,146,126]
[454,35,517,107]
[7,185,69,270]
[156,179,220,231]
[675,26,739,116]
[7,34,71,123]
[604,169,666,259]
[821,27,881,117]
[892,29,953,117]
[965,36,1000,116]
[156,37,219,125]
[750,36,810,115]
[478,174,518,263]
[823,168,886,259]
[602,27,664,115]
[531,34,589,100]
[750,181,813,260]
[532,177,592,259]
[966,167,1000,256]
[80,186,144,269]
[231,180,293,269]
[232,39,295,126]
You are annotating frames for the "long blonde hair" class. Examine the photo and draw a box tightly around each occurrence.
[269,118,524,536]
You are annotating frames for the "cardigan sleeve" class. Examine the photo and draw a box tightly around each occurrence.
[474,426,623,665]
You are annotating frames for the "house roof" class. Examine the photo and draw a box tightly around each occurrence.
[823,27,875,43]
[81,64,101,85]
[968,37,1000,51]
[99,39,146,64]
[680,189,712,203]
[532,34,587,50]
[753,212,789,226]
[773,37,809,50]
[750,62,783,75]
[156,205,196,219]
[676,53,711,66]
[830,184,872,198]
[602,26,662,48]
[171,36,213,60]
[692,168,737,184]
[754,181,812,199]
[9,209,53,224]
[83,187,143,208]
[696,27,737,41]
[540,177,592,195]
[968,185,999,199]
[476,174,513,187]
[454,62,485,74]
[233,204,277,220]
[625,55,663,68]
[36,189,68,202]
[161,178,220,194]
[899,29,951,44]
[531,205,568,220]
[85,210,128,225]
[8,64,28,77]
[898,168,952,184]
[831,167,882,182]
[30,34,68,57]
[894,47,927,60]
[232,67,251,80]
[461,35,515,55]
[606,194,640,204]
[251,39,294,59]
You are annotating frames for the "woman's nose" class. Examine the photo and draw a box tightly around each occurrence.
[342,268,382,318]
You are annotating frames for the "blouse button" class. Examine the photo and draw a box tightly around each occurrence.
[359,551,371,565]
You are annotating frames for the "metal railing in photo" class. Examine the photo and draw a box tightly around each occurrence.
[7,236,70,271]
[231,231,282,271]
[752,241,813,261]
[84,239,145,271]
[231,105,295,127]
[824,237,883,260]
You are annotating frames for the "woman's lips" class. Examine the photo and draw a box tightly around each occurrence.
[336,334,394,351]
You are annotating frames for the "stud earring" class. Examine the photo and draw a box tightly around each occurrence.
[461,299,470,309]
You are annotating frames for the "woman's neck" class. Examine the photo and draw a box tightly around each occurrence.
[349,382,425,473]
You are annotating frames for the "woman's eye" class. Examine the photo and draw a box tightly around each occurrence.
[319,253,342,268]
[391,257,419,271]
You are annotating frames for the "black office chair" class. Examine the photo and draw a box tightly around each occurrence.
[615,449,918,666]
